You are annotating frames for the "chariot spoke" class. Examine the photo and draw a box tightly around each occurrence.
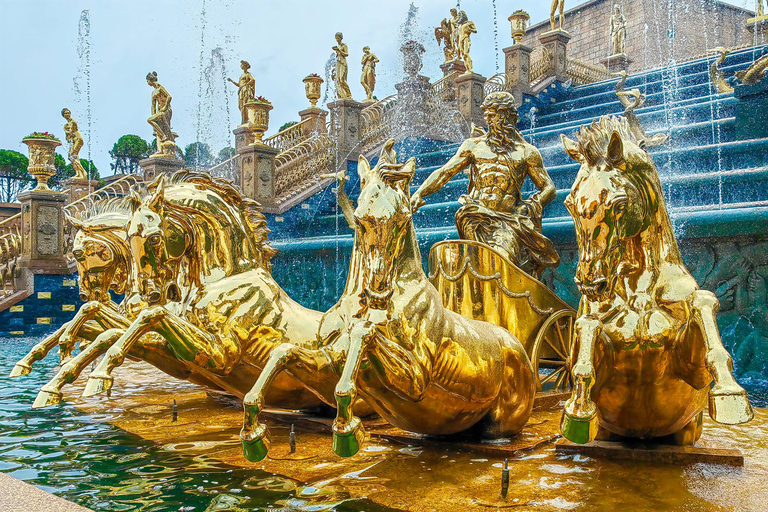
[544,335,566,360]
[539,358,566,367]
[540,367,564,385]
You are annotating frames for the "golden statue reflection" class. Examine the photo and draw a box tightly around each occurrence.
[228,60,256,125]
[61,108,87,179]
[146,71,178,158]
[560,117,753,445]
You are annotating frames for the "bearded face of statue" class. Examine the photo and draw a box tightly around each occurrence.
[484,105,519,151]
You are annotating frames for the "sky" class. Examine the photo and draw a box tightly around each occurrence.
[0,0,756,176]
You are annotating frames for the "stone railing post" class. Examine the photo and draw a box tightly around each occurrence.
[328,99,364,162]
[503,43,533,107]
[62,177,99,204]
[139,155,183,182]
[18,136,75,274]
[454,72,487,129]
[538,29,571,83]
[298,107,328,137]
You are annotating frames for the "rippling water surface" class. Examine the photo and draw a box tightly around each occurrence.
[0,337,400,512]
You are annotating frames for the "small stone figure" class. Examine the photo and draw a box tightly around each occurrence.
[435,17,456,62]
[333,32,352,100]
[412,92,560,277]
[146,71,178,158]
[456,10,477,74]
[360,46,379,103]
[613,71,669,147]
[551,0,565,31]
[61,108,87,179]
[610,4,626,55]
[228,60,256,125]
[450,8,460,57]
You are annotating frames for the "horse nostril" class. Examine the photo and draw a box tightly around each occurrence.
[147,290,162,303]
[72,249,84,260]
[79,291,89,302]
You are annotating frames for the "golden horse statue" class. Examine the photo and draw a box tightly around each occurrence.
[10,198,222,406]
[78,171,324,408]
[560,117,753,444]
[239,152,536,462]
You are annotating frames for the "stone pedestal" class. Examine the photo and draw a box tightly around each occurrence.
[440,59,466,77]
[139,156,183,182]
[298,107,328,136]
[17,189,75,274]
[237,143,280,213]
[601,53,630,74]
[455,72,487,129]
[233,126,256,153]
[62,177,99,204]
[395,75,433,139]
[734,75,768,141]
[503,43,534,106]
[328,99,364,162]
[538,29,572,81]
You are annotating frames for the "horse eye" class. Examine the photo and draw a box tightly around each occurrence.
[148,233,162,245]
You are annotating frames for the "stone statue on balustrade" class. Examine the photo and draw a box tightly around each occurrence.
[360,46,379,103]
[610,4,627,56]
[228,60,256,125]
[333,32,352,100]
[61,108,87,179]
[456,10,477,74]
[146,71,178,158]
[435,16,456,62]
[411,91,560,278]
[551,0,565,31]
[758,0,766,20]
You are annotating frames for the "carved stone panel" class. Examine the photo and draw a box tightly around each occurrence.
[36,205,59,256]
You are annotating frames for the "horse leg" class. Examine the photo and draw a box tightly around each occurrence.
[241,343,339,462]
[483,340,536,438]
[9,324,68,377]
[32,329,123,408]
[332,321,375,457]
[561,315,601,444]
[671,411,704,446]
[59,301,129,362]
[83,306,225,397]
[691,290,754,424]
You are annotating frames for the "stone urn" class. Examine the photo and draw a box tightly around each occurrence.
[22,134,62,191]
[401,40,425,79]
[245,99,273,146]
[509,10,530,44]
[303,75,324,107]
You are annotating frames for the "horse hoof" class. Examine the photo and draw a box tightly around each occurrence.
[82,374,112,397]
[32,388,63,409]
[561,410,598,444]
[242,436,270,462]
[332,418,366,457]
[709,388,753,425]
[9,363,31,378]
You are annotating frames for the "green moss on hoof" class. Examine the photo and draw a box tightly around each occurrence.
[82,374,112,397]
[9,363,31,378]
[242,436,269,462]
[332,421,365,457]
[32,388,63,409]
[560,410,598,444]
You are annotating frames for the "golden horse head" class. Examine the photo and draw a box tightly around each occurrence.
[66,198,134,303]
[354,153,417,310]
[561,116,677,302]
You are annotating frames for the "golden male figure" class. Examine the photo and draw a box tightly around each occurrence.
[61,108,87,179]
[551,0,565,31]
[411,91,559,277]
[360,46,379,103]
[456,10,477,74]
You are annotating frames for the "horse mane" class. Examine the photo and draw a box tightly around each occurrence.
[150,169,276,269]
[68,196,134,225]
[572,116,638,165]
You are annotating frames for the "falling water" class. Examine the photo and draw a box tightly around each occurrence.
[492,0,499,74]
[399,3,420,49]
[198,47,233,175]
[526,107,539,148]
[698,0,724,209]
[196,0,208,148]
[321,54,336,108]
[75,10,92,191]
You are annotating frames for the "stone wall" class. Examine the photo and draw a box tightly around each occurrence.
[520,0,754,74]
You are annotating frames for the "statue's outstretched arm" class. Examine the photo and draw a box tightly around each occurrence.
[411,143,472,210]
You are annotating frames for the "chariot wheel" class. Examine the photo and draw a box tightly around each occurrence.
[531,309,576,394]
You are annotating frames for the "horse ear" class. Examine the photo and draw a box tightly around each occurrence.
[147,176,165,213]
[65,213,84,232]
[607,131,625,166]
[358,155,372,189]
[561,134,583,163]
